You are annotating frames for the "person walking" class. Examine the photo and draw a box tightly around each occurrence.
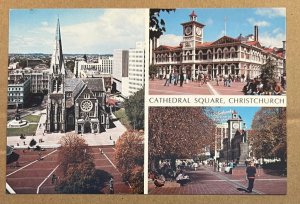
[180,72,184,87]
[246,161,257,193]
[164,72,170,86]
[109,177,114,194]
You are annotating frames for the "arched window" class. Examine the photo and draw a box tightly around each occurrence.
[172,53,177,61]
[156,54,161,62]
[165,54,169,62]
[186,51,192,60]
[207,50,213,60]
[199,51,203,60]
[217,49,223,59]
[230,47,236,58]
[223,48,229,59]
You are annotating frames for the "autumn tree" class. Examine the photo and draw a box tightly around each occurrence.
[56,134,100,193]
[114,130,144,194]
[123,88,144,130]
[56,160,100,194]
[249,107,287,163]
[149,107,216,170]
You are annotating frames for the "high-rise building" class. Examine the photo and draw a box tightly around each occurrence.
[128,42,145,95]
[112,50,129,96]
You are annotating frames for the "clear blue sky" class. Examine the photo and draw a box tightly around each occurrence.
[158,8,286,48]
[211,107,260,130]
[9,9,145,54]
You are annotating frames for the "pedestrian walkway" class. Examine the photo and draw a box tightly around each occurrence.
[149,79,246,95]
[148,165,286,195]
[6,146,132,194]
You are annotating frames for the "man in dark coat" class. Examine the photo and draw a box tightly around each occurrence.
[246,161,257,193]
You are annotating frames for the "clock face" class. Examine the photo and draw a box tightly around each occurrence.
[232,122,239,129]
[81,100,93,112]
[196,27,202,36]
[185,26,192,35]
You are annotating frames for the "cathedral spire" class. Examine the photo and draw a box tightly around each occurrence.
[50,18,65,75]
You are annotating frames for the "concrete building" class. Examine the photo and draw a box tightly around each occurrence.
[153,11,285,80]
[214,123,228,160]
[74,55,113,78]
[8,65,49,94]
[128,42,145,95]
[74,55,113,92]
[112,49,129,96]
[7,77,31,107]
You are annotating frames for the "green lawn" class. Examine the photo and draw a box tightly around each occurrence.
[7,124,38,137]
[22,115,41,123]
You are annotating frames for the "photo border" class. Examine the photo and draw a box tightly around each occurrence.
[1,0,299,204]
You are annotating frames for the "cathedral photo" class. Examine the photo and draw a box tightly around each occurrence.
[46,19,110,134]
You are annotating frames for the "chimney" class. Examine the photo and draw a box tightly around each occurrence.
[254,25,259,41]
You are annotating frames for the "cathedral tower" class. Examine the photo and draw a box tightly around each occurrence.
[46,18,66,133]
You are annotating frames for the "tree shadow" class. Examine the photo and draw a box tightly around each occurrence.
[6,152,20,164]
[95,169,113,193]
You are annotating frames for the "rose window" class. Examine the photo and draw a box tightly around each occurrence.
[80,100,93,112]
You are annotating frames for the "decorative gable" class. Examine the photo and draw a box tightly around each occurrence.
[211,36,240,45]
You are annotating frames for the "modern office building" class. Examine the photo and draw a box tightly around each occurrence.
[112,49,129,96]
[128,42,145,95]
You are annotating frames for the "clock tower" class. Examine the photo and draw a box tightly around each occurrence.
[180,11,205,80]
[227,111,243,142]
[181,10,205,48]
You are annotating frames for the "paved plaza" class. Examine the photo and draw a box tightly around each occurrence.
[6,146,131,194]
[149,79,245,95]
[7,109,127,148]
[148,165,287,195]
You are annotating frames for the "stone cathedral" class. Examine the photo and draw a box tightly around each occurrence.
[46,19,110,134]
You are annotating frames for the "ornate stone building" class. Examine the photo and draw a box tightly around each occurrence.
[46,19,110,134]
[153,11,285,80]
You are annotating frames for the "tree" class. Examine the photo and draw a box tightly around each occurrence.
[56,160,100,194]
[58,134,93,173]
[149,64,157,80]
[260,58,277,92]
[114,130,144,193]
[149,107,215,170]
[83,54,87,62]
[123,88,144,130]
[149,9,175,40]
[249,108,287,162]
[56,134,101,193]
[66,60,75,73]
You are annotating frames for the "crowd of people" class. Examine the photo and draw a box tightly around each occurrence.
[242,75,286,95]
[159,70,287,96]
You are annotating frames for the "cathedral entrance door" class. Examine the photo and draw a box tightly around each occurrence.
[84,121,91,133]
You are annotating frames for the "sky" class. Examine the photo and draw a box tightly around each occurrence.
[158,8,286,48]
[211,107,260,130]
[9,9,145,54]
